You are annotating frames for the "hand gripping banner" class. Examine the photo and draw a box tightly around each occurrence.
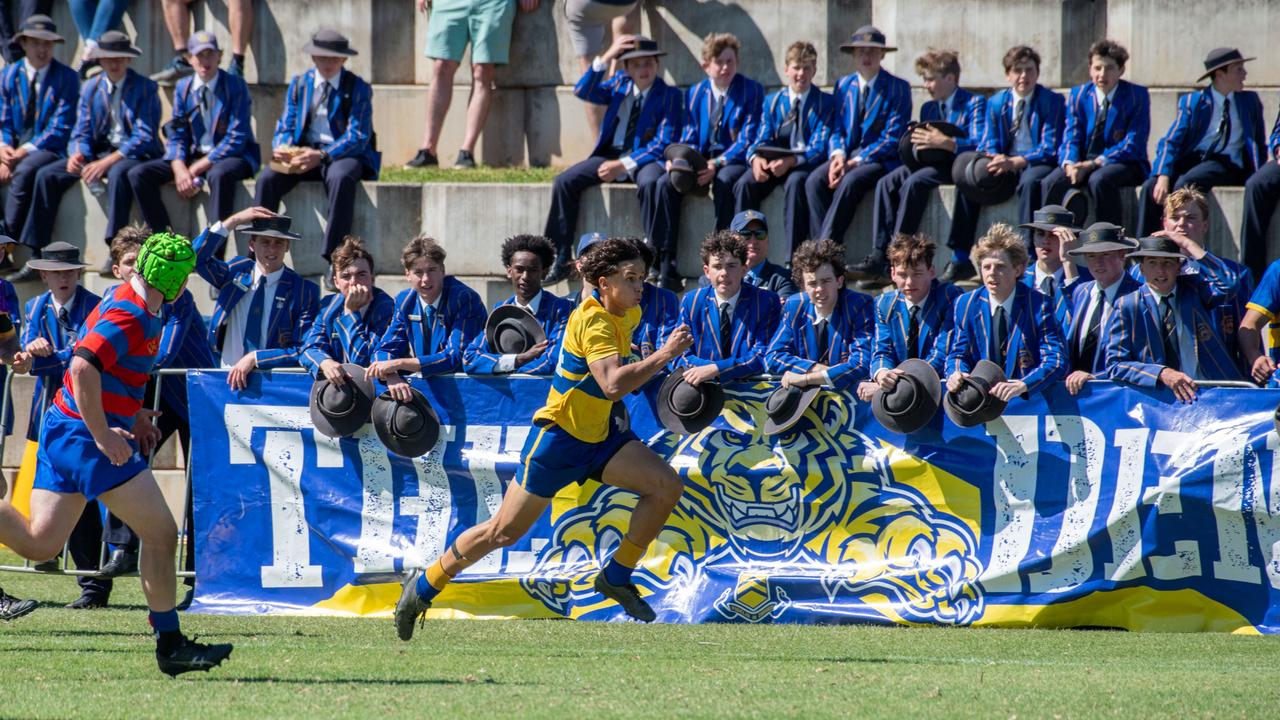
[187,371,1280,632]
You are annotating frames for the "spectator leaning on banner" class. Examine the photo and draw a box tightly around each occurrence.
[946,223,1066,400]
[1105,231,1242,402]
[193,208,321,391]
[1059,222,1141,395]
[128,31,260,245]
[543,34,683,285]
[1041,39,1150,232]
[675,231,780,386]
[463,234,572,375]
[15,31,161,281]
[766,238,874,392]
[299,236,395,381]
[367,235,486,400]
[0,14,78,273]
[734,41,834,259]
[254,29,380,285]
[1136,47,1266,237]
[859,233,961,402]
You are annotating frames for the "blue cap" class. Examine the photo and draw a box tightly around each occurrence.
[576,232,606,258]
[187,30,221,55]
[730,210,768,234]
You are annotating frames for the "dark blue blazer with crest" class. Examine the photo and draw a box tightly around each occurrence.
[576,66,683,169]
[22,285,99,440]
[464,291,574,375]
[1063,274,1143,373]
[748,86,835,167]
[299,287,396,377]
[827,68,912,167]
[1105,254,1242,385]
[71,69,162,159]
[165,69,261,171]
[1151,87,1267,177]
[871,280,963,378]
[678,74,764,165]
[1058,79,1150,171]
[193,226,321,369]
[765,288,875,390]
[978,84,1066,164]
[946,283,1066,394]
[0,58,78,155]
[374,278,486,376]
[919,87,987,155]
[675,281,780,381]
[273,67,380,176]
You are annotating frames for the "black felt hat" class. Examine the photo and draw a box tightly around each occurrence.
[309,363,375,438]
[1019,204,1081,233]
[762,384,821,435]
[840,25,896,52]
[15,14,63,43]
[952,151,1017,205]
[943,360,1008,428]
[372,387,441,458]
[485,305,545,354]
[872,359,942,434]
[1126,236,1187,261]
[898,120,964,172]
[656,367,725,435]
[26,241,87,271]
[302,29,358,57]
[664,143,709,196]
[239,215,301,241]
[1198,47,1254,82]
[1068,222,1137,256]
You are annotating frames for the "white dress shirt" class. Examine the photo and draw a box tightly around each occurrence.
[190,73,219,154]
[305,72,341,147]
[221,264,285,368]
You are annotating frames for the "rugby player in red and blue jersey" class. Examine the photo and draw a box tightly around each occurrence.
[0,231,233,677]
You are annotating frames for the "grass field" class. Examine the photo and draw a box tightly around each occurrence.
[2,559,1280,719]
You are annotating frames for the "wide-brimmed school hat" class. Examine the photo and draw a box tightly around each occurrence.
[618,36,664,61]
[239,215,301,241]
[1198,47,1254,82]
[656,367,725,435]
[309,364,375,438]
[303,29,358,57]
[762,383,821,435]
[664,144,709,196]
[944,360,1008,428]
[15,14,63,43]
[1020,204,1081,234]
[1126,235,1187,261]
[485,305,545,355]
[26,241,88,271]
[372,388,441,458]
[952,151,1017,205]
[88,30,141,59]
[872,359,942,435]
[898,120,964,172]
[730,209,767,234]
[1067,222,1137,256]
[840,25,896,52]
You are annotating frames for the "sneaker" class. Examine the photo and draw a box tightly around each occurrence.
[5,265,36,284]
[155,634,233,677]
[940,259,977,284]
[394,569,431,642]
[454,149,476,169]
[99,548,138,578]
[0,592,37,621]
[66,593,108,610]
[151,56,194,86]
[593,574,656,622]
[404,148,438,168]
[227,57,245,78]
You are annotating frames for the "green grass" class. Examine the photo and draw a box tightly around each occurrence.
[2,559,1280,719]
[378,166,558,184]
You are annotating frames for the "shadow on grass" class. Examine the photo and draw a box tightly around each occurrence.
[0,646,138,654]
[206,676,526,687]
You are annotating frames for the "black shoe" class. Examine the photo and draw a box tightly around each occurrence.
[940,259,977,284]
[32,557,59,572]
[659,274,684,293]
[76,59,99,80]
[98,256,113,277]
[99,548,138,578]
[322,265,337,292]
[0,592,37,621]
[156,634,233,677]
[66,593,108,610]
[175,587,195,612]
[593,574,656,622]
[394,569,431,642]
[544,260,574,285]
[405,148,438,168]
[854,276,892,291]
[5,265,37,284]
[454,149,476,169]
[150,56,194,86]
[846,253,887,280]
[645,268,660,285]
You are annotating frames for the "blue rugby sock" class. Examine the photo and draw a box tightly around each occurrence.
[603,558,634,586]
[149,609,180,634]
[415,560,451,602]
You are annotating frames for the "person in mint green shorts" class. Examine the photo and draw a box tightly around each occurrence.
[407,0,539,170]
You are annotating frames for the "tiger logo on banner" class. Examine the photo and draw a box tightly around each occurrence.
[522,383,986,625]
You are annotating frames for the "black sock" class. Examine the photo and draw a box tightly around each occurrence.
[173,48,185,59]
[232,53,245,67]
[156,629,183,654]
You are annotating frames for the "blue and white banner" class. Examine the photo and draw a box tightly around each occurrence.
[188,371,1280,632]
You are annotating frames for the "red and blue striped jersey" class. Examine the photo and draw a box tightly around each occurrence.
[53,282,163,429]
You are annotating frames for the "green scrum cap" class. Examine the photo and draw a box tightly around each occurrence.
[136,231,196,302]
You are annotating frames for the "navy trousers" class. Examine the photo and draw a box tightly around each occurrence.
[1241,160,1280,280]
[1040,161,1145,232]
[947,161,1054,250]
[127,156,254,237]
[253,156,364,260]
[804,160,887,245]
[543,154,664,266]
[1136,155,1249,237]
[871,164,948,253]
[1,148,59,238]
[21,155,145,249]
[733,163,816,257]
[646,163,745,271]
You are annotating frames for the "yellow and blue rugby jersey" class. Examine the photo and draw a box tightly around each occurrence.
[534,294,641,442]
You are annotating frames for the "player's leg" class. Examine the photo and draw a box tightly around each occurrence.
[593,440,684,621]
[99,469,232,676]
[0,489,87,562]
